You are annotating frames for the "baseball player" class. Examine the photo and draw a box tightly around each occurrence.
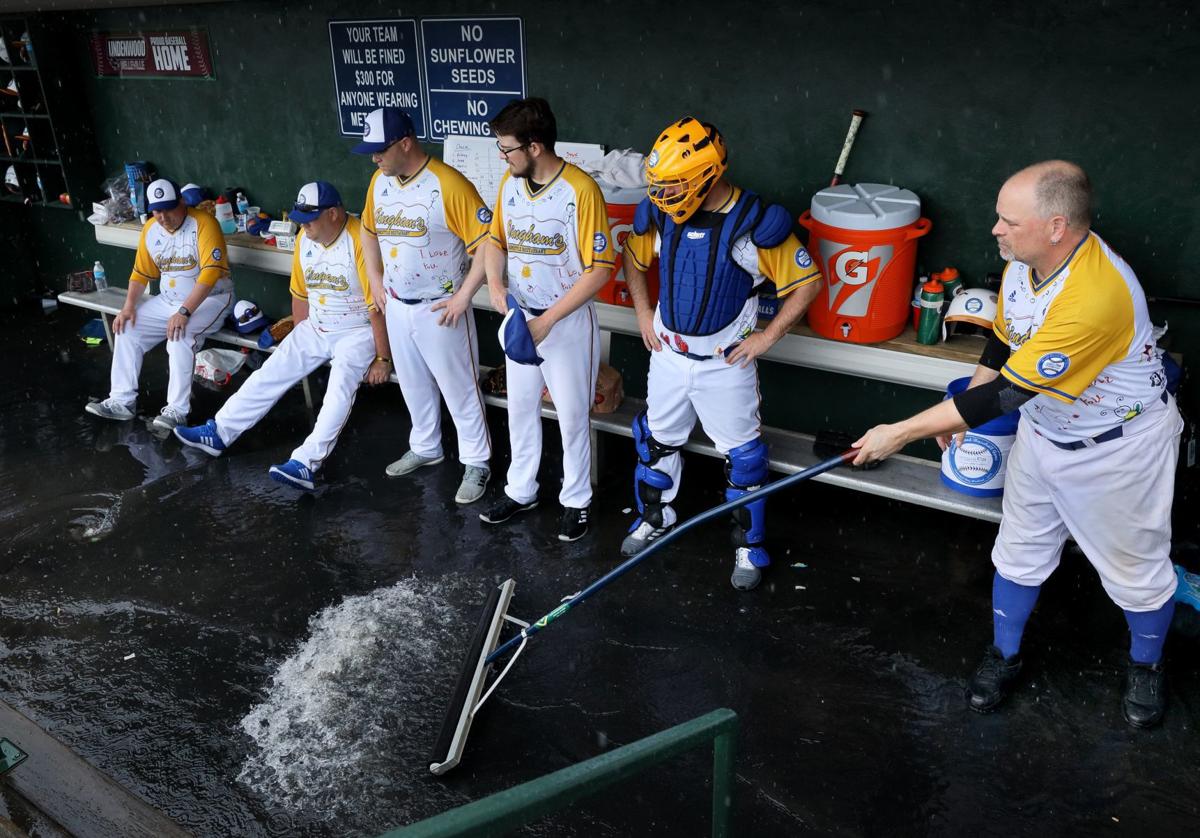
[85,178,234,431]
[478,97,614,541]
[174,181,392,491]
[621,118,823,591]
[353,107,494,505]
[853,161,1184,728]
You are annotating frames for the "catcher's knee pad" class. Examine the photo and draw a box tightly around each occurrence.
[632,411,679,526]
[726,437,769,546]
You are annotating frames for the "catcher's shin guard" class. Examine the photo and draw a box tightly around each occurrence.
[725,438,769,561]
[631,411,680,530]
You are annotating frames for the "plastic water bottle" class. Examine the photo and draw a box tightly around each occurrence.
[215,195,237,235]
[916,276,944,345]
[93,261,108,291]
[236,191,249,233]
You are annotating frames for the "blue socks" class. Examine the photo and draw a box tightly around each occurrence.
[992,572,1041,658]
[1124,599,1175,664]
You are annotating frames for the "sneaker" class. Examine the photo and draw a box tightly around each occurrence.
[965,646,1023,713]
[269,459,315,491]
[620,509,677,557]
[385,450,445,478]
[730,546,767,591]
[454,465,490,505]
[84,397,135,422]
[1123,659,1166,728]
[173,419,227,457]
[479,495,537,524]
[558,506,590,542]
[151,406,188,432]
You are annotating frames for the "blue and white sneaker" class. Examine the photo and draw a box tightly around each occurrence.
[269,459,315,491]
[173,419,226,457]
[731,546,770,591]
[1176,564,1200,612]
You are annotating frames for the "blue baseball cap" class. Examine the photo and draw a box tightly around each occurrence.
[499,296,543,366]
[146,178,181,212]
[180,182,206,206]
[352,107,416,154]
[289,181,342,224]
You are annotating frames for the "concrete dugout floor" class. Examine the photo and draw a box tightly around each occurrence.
[1,306,1198,836]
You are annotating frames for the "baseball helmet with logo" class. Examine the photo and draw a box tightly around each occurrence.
[942,288,998,340]
[644,117,728,222]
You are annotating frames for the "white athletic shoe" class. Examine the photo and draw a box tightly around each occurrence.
[385,450,445,478]
[454,465,490,504]
[730,547,765,592]
[620,508,678,557]
[151,406,187,432]
[84,397,135,422]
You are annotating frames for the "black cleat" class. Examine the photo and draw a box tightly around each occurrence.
[965,645,1023,713]
[478,495,537,525]
[1123,659,1166,729]
[558,506,589,542]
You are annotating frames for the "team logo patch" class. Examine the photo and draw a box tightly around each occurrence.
[965,296,984,313]
[297,191,306,202]
[795,248,812,268]
[153,186,165,199]
[593,232,608,252]
[1036,352,1070,378]
[477,207,493,224]
[647,150,660,167]
[212,248,222,261]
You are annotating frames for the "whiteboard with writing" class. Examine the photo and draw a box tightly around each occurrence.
[442,135,605,209]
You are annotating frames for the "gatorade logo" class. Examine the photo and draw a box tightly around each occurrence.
[832,247,881,286]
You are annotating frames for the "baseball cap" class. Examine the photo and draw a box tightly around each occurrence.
[231,300,268,334]
[352,107,416,154]
[181,182,206,206]
[499,295,543,366]
[289,181,342,224]
[146,178,181,212]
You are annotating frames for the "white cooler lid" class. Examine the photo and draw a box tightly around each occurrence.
[810,183,921,231]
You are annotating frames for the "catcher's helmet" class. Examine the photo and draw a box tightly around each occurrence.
[645,117,727,222]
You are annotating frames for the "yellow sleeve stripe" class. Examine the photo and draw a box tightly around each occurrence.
[489,234,507,250]
[129,274,150,285]
[628,251,651,271]
[992,324,1010,344]
[774,272,822,295]
[1000,364,1076,403]
[465,230,488,253]
[590,257,616,267]
[290,290,308,300]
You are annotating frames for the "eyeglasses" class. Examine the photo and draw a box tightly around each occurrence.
[371,139,402,157]
[496,141,531,158]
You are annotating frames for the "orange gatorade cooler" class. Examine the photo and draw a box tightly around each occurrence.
[800,183,931,343]
[596,186,659,308]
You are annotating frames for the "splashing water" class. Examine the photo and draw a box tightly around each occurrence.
[237,577,473,829]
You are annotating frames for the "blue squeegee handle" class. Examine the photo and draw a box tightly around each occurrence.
[487,450,856,663]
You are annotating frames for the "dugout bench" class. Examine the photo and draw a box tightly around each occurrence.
[59,222,1003,524]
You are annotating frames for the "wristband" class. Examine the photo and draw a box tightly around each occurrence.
[374,356,392,364]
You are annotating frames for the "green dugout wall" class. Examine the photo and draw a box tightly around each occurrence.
[7,0,1200,438]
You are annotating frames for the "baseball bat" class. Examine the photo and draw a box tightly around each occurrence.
[831,109,867,187]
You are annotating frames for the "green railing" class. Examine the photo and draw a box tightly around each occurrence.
[384,708,739,838]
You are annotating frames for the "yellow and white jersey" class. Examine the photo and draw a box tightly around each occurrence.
[995,231,1167,443]
[289,215,376,333]
[623,186,822,357]
[130,207,232,304]
[489,161,614,310]
[362,156,491,300]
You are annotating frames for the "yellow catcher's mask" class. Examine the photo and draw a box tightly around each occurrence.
[645,117,728,222]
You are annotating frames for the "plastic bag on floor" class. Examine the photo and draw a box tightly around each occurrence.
[194,347,246,387]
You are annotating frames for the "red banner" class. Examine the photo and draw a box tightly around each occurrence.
[90,30,214,78]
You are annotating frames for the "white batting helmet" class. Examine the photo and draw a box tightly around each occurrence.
[943,288,997,341]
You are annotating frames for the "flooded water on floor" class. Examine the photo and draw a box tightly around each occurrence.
[2,308,1199,836]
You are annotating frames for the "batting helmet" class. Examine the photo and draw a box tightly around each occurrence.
[644,117,727,222]
[942,288,998,341]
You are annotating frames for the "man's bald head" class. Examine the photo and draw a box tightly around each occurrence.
[1009,160,1092,231]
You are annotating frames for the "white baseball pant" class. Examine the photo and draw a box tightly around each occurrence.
[646,347,762,511]
[993,395,1183,610]
[503,303,599,509]
[214,319,375,470]
[109,291,233,415]
[384,299,490,467]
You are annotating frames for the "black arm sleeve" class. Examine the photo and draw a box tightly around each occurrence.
[952,375,1036,429]
[978,331,1010,371]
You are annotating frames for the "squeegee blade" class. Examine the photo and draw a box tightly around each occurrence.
[429,579,516,775]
